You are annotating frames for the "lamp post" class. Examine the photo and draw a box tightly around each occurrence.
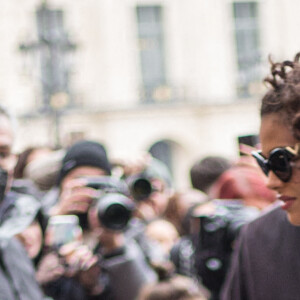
[19,1,76,147]
[50,92,69,148]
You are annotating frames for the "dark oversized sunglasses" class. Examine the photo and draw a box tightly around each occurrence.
[251,145,299,182]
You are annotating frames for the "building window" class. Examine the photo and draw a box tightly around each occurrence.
[136,6,166,103]
[233,2,261,97]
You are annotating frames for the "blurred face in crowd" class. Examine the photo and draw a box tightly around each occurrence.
[16,221,43,259]
[0,115,14,169]
[60,166,107,190]
[149,179,171,216]
[58,166,108,230]
[133,176,172,221]
[145,219,178,255]
[26,147,52,165]
[260,113,300,225]
[0,115,15,193]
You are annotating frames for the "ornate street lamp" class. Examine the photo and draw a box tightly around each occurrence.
[19,1,76,147]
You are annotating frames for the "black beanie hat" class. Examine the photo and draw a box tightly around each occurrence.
[57,140,111,185]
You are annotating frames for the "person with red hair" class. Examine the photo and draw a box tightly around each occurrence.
[210,164,277,211]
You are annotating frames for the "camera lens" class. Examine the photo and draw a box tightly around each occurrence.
[131,178,152,201]
[96,193,134,231]
[101,204,130,230]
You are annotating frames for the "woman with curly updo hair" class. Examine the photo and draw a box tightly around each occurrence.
[221,53,300,300]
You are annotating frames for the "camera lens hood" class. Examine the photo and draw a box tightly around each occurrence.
[96,193,134,231]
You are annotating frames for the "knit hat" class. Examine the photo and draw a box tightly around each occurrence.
[57,140,111,185]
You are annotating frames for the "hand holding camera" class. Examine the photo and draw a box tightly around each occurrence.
[59,242,98,274]
[59,241,102,294]
[35,252,65,284]
[50,178,99,216]
[36,242,102,295]
[41,215,102,293]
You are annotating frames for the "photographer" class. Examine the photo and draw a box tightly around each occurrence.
[87,190,157,300]
[125,155,174,221]
[118,155,175,264]
[40,140,156,300]
[0,106,44,299]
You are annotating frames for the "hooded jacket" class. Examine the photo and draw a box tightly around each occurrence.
[0,191,44,300]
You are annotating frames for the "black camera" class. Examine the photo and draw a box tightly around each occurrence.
[85,176,135,231]
[95,193,134,231]
[193,200,258,297]
[86,176,129,195]
[126,174,154,201]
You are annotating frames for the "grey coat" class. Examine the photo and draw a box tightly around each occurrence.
[0,237,44,300]
[0,191,45,300]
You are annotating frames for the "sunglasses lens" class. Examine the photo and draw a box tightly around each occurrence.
[269,150,292,182]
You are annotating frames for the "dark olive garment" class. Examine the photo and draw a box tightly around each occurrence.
[221,206,300,300]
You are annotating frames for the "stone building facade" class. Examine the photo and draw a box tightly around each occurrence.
[1,0,298,188]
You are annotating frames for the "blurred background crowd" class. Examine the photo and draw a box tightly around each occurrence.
[0,104,279,300]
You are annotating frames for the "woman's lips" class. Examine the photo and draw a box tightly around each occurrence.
[278,195,297,210]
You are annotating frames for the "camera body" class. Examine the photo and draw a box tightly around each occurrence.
[85,176,135,231]
[193,200,258,296]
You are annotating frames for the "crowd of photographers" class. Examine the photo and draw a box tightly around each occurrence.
[0,104,278,300]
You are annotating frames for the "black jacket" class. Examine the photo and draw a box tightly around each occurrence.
[221,207,300,300]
